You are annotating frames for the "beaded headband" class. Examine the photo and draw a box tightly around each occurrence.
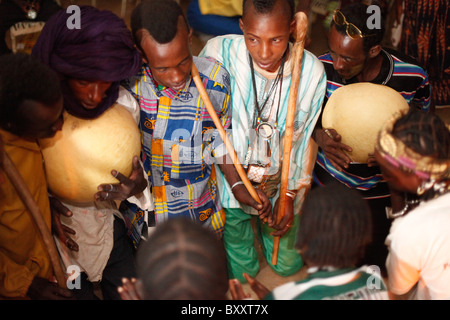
[375,110,450,181]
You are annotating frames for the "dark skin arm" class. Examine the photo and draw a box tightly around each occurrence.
[217,155,272,221]
[27,276,74,300]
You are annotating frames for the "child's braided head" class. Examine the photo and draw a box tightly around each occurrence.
[136,217,229,300]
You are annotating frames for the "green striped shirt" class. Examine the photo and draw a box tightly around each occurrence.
[265,266,389,300]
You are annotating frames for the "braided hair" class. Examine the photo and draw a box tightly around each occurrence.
[136,217,229,300]
[392,108,450,160]
[296,183,372,268]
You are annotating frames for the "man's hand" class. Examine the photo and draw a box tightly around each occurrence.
[314,128,353,171]
[49,196,78,252]
[229,279,251,300]
[95,156,147,201]
[269,196,294,237]
[27,277,74,300]
[229,274,270,300]
[232,184,272,222]
[367,152,378,167]
[118,277,142,300]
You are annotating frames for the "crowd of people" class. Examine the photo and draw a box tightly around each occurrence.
[0,0,448,301]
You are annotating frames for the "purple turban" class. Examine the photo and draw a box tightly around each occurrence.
[32,6,142,118]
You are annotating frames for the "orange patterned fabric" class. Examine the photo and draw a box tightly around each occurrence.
[400,0,449,106]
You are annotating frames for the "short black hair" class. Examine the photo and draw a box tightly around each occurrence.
[131,0,190,49]
[0,53,61,133]
[296,183,373,268]
[331,2,385,53]
[136,217,229,300]
[242,0,295,20]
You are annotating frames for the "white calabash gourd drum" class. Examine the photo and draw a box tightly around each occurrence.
[39,104,141,203]
[322,82,409,163]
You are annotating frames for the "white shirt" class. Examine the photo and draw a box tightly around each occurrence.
[385,192,450,300]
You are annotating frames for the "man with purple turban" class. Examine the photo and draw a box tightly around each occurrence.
[32,5,142,119]
[32,6,153,300]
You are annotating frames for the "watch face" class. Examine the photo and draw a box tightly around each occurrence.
[257,122,274,139]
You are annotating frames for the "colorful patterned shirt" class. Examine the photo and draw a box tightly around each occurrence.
[314,48,431,199]
[124,56,231,236]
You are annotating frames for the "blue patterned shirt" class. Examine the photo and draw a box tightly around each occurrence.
[124,56,232,236]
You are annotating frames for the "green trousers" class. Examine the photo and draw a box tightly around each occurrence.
[223,207,303,283]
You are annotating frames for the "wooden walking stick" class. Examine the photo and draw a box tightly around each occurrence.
[191,64,262,205]
[1,151,67,288]
[272,11,308,265]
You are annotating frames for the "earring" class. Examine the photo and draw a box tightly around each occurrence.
[416,180,434,196]
[432,181,447,196]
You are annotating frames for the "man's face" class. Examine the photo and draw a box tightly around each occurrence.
[239,4,294,73]
[139,17,193,91]
[67,79,113,110]
[19,96,64,139]
[328,25,367,80]
[374,149,421,195]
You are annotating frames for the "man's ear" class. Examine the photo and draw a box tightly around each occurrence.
[290,18,296,35]
[368,44,382,58]
[135,30,149,64]
[239,18,244,33]
[188,27,193,46]
[135,46,148,64]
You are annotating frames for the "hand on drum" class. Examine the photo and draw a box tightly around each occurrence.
[95,155,147,201]
[315,128,353,171]
[367,152,378,167]
[49,196,79,252]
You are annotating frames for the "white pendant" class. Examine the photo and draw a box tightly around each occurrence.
[256,122,275,140]
[27,9,37,20]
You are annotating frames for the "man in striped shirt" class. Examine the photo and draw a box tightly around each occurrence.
[311,3,431,275]
[123,0,270,238]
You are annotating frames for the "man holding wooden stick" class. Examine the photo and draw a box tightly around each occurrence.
[200,0,326,282]
[124,0,271,238]
[0,53,73,299]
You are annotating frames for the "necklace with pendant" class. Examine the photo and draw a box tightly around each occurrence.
[249,51,286,140]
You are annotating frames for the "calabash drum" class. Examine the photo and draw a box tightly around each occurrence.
[39,104,141,203]
[322,82,409,163]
